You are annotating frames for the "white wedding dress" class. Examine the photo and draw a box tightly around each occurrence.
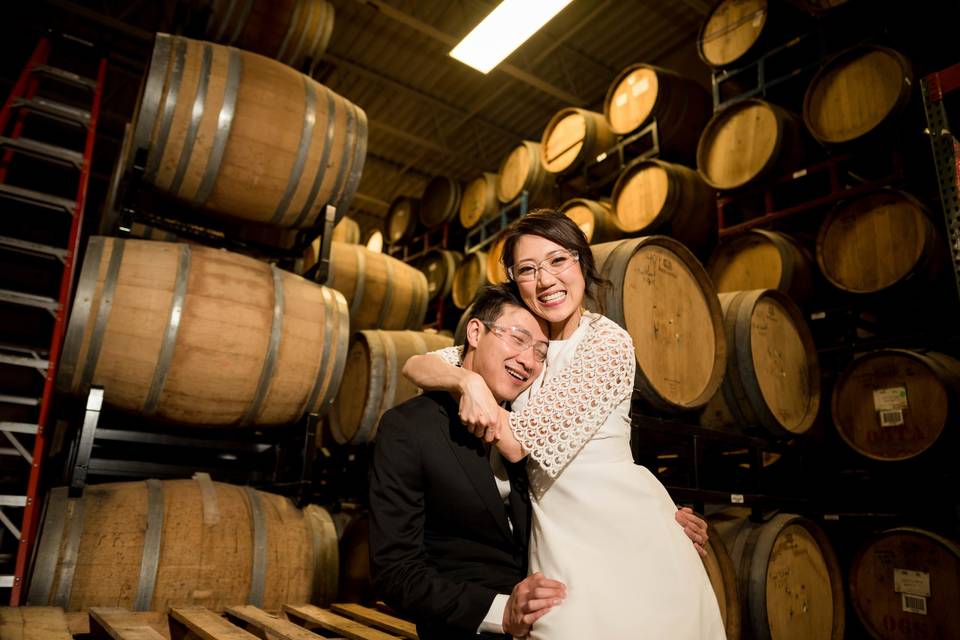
[438,312,725,639]
[510,313,724,639]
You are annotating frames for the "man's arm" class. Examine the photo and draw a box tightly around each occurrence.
[368,408,500,633]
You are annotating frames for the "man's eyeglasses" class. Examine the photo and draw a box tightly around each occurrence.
[481,321,549,363]
[508,250,579,283]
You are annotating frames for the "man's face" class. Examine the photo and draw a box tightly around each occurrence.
[466,304,548,403]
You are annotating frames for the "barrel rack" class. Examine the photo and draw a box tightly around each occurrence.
[566,118,663,198]
[463,191,528,254]
[111,148,339,284]
[53,386,319,504]
[0,602,419,640]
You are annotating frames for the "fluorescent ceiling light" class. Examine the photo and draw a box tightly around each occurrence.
[450,0,575,74]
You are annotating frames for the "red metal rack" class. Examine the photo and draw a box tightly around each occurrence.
[0,35,106,603]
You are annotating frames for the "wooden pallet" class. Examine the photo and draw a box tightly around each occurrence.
[0,603,418,640]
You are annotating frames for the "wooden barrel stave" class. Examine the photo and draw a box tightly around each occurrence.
[460,172,500,229]
[497,141,557,207]
[849,527,960,639]
[816,190,943,294]
[57,237,349,426]
[419,176,462,229]
[697,98,806,191]
[701,290,820,436]
[452,252,489,309]
[26,479,338,611]
[612,158,716,251]
[590,237,726,412]
[330,330,453,444]
[205,0,335,73]
[560,198,623,244]
[712,509,845,640]
[385,196,420,245]
[803,45,914,145]
[486,235,509,285]
[831,349,960,461]
[131,34,366,228]
[325,241,429,331]
[540,108,618,176]
[603,63,712,158]
[419,249,463,302]
[707,230,815,307]
[331,216,361,244]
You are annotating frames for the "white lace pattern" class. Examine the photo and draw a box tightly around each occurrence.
[510,315,635,478]
[429,345,464,368]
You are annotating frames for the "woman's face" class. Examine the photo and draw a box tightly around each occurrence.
[512,234,585,329]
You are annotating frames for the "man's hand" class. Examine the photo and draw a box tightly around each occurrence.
[676,507,709,557]
[503,572,566,637]
[457,371,501,437]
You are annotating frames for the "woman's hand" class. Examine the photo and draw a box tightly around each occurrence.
[457,371,502,437]
[675,507,709,557]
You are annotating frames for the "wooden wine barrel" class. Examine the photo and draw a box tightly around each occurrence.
[560,198,623,244]
[127,223,179,242]
[590,237,726,412]
[419,249,463,302]
[603,64,712,157]
[803,46,913,145]
[697,99,806,191]
[612,159,716,251]
[832,350,960,462]
[816,191,943,294]
[364,228,384,253]
[325,241,429,331]
[540,108,618,175]
[702,521,742,640]
[698,0,773,69]
[849,528,960,640]
[330,330,453,444]
[26,478,338,611]
[712,509,845,640]
[331,216,360,244]
[486,235,509,284]
[57,237,349,426]
[419,175,462,229]
[700,290,820,437]
[204,0,335,73]
[707,230,815,307]
[452,252,488,309]
[496,141,557,206]
[385,196,420,245]
[460,172,500,229]
[789,0,848,14]
[454,304,473,344]
[130,34,366,228]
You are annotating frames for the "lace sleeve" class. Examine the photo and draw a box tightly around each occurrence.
[509,317,635,478]
[428,345,464,367]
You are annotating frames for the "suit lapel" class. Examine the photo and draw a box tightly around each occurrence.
[436,398,514,542]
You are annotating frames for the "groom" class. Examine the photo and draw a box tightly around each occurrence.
[368,285,562,639]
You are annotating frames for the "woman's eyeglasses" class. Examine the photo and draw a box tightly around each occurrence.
[508,250,579,283]
[481,321,549,362]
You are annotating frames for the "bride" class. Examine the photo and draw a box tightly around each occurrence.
[404,210,725,638]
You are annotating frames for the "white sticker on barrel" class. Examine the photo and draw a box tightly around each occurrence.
[632,77,649,96]
[615,93,628,107]
[894,569,931,597]
[730,494,744,504]
[810,311,826,320]
[874,387,908,411]
[902,593,927,615]
[752,10,764,27]
[792,168,808,179]
[879,409,904,427]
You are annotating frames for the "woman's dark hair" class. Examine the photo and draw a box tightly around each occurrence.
[500,209,609,311]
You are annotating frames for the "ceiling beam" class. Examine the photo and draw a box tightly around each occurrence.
[43,0,154,43]
[352,192,390,212]
[352,0,586,106]
[678,0,713,16]
[323,51,528,140]
[386,0,616,196]
[368,119,489,172]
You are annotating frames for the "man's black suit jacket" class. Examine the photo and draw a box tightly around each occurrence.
[369,391,531,640]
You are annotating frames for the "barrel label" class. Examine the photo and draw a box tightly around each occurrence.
[894,569,931,597]
[879,410,904,427]
[873,387,908,412]
[901,593,927,615]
